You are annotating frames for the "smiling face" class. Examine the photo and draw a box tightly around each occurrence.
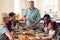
[43,14,51,24]
[43,17,49,23]
[29,1,34,9]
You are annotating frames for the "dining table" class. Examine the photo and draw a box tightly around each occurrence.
[13,27,55,40]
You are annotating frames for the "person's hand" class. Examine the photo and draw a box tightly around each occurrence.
[5,32,14,40]
[11,31,14,35]
[23,26,30,30]
[31,24,35,27]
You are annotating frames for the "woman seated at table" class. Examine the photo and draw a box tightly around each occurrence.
[42,14,51,34]
[48,21,58,38]
[0,13,14,40]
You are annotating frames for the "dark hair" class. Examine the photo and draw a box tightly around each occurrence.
[50,21,58,30]
[43,14,50,19]
[9,12,15,17]
[29,1,34,4]
[13,20,19,26]
[43,14,51,27]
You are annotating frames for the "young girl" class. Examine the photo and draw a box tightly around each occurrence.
[48,21,58,38]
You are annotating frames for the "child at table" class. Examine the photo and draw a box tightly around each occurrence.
[48,21,58,38]
[13,20,22,31]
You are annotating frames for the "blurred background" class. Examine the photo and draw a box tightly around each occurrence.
[0,0,60,20]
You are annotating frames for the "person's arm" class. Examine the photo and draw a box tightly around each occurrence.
[1,26,14,40]
[5,32,14,40]
[31,20,40,27]
[31,9,41,27]
[52,30,56,38]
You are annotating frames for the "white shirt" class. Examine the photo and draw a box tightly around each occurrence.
[48,30,55,37]
[44,27,48,33]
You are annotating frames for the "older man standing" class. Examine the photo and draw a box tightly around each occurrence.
[23,1,41,30]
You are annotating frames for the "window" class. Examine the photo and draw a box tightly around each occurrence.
[43,0,58,18]
[14,0,19,13]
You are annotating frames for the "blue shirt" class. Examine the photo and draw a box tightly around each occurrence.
[23,7,41,27]
[0,25,9,40]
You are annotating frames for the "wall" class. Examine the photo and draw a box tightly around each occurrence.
[36,0,44,17]
[58,0,60,18]
[0,0,14,13]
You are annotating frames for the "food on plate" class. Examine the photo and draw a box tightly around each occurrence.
[29,36,37,40]
[42,34,48,37]
[42,37,52,40]
[19,17,26,21]
[23,26,30,30]
[19,35,29,40]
